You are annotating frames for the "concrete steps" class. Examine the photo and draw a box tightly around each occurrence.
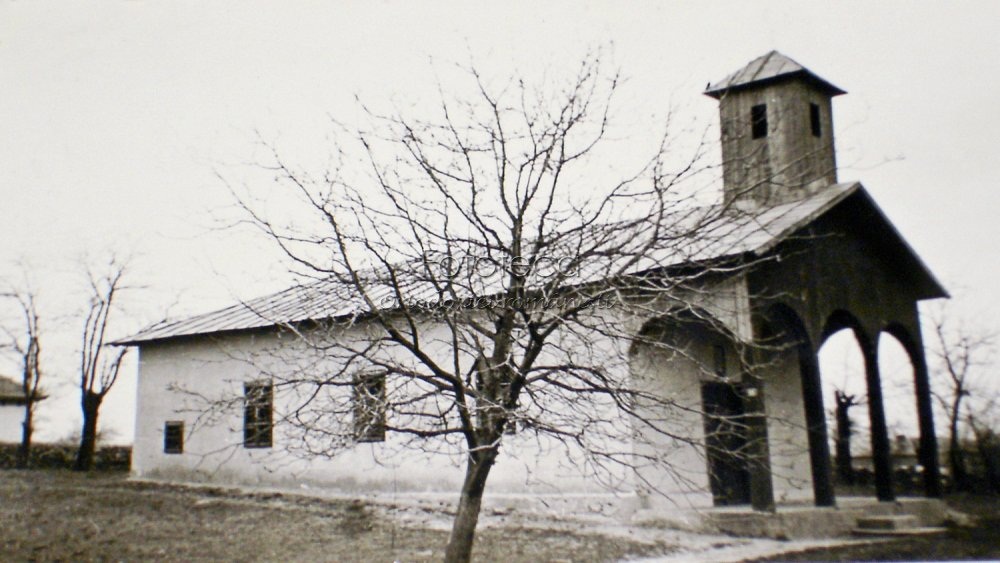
[694,498,951,539]
[852,514,947,536]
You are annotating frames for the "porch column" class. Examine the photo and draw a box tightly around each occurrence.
[802,350,835,506]
[863,344,895,501]
[908,328,943,497]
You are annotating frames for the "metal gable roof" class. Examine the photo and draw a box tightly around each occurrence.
[116,183,879,346]
[0,375,44,402]
[704,51,846,99]
[0,376,23,400]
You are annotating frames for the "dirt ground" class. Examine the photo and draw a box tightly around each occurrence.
[750,494,1000,562]
[0,470,679,562]
[6,470,991,562]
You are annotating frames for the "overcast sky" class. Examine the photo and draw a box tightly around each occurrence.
[2,1,998,444]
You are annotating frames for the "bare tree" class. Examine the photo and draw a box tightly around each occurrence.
[219,55,796,562]
[1,279,45,469]
[833,389,860,486]
[74,257,129,471]
[928,305,996,491]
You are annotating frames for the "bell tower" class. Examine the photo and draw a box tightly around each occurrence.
[706,51,846,208]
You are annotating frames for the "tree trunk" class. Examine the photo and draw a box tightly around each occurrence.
[74,391,102,471]
[948,415,970,491]
[444,454,496,563]
[949,441,969,491]
[834,393,854,485]
[15,403,33,469]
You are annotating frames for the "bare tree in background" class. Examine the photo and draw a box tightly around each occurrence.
[833,389,860,486]
[928,305,996,491]
[74,258,129,471]
[222,55,790,562]
[1,278,45,469]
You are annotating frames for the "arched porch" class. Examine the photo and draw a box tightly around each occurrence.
[752,303,942,508]
[627,298,941,512]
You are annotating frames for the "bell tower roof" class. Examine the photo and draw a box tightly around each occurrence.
[707,52,846,207]
[704,51,846,99]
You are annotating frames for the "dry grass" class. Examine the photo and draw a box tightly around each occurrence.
[0,470,669,562]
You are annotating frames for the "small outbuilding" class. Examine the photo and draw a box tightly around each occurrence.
[0,375,38,444]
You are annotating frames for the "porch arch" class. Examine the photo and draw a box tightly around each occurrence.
[820,309,895,501]
[881,323,942,497]
[820,309,873,352]
[756,303,834,506]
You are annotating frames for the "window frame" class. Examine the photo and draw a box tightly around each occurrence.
[713,344,728,379]
[751,104,768,139]
[243,381,274,449]
[163,420,184,454]
[809,102,822,137]
[353,371,387,443]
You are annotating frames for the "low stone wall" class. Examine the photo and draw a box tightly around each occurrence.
[0,442,131,471]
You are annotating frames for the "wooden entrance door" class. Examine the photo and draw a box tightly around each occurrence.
[701,381,752,505]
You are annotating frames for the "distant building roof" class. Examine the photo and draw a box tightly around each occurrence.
[116,182,944,346]
[704,50,846,99]
[0,376,20,399]
[0,375,44,404]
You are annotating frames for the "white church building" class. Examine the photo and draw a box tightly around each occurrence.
[118,52,946,513]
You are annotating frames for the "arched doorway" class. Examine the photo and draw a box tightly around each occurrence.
[629,311,753,507]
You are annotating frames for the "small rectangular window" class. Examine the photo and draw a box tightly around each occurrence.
[504,417,525,435]
[810,103,822,137]
[244,382,273,448]
[751,104,768,139]
[354,372,386,442]
[164,421,184,454]
[713,344,727,378]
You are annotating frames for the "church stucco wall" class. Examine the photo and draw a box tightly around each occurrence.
[761,347,813,503]
[131,274,792,508]
[133,315,633,496]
